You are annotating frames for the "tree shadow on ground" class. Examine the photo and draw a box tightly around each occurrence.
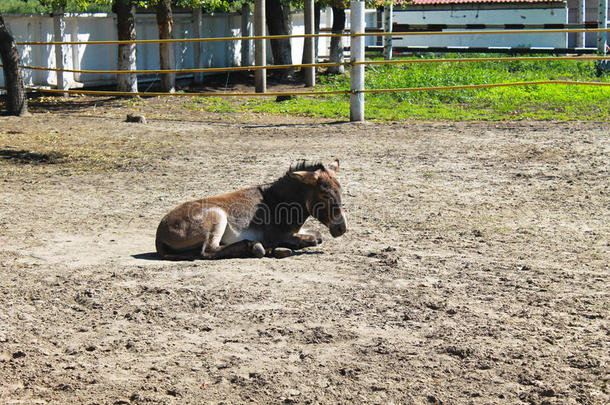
[0,148,67,164]
[24,95,125,114]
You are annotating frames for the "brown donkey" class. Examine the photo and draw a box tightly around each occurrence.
[155,160,347,260]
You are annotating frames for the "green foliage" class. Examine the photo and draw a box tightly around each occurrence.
[174,0,246,13]
[0,0,113,14]
[1,0,49,14]
[191,96,236,112]
[0,0,406,15]
[287,0,408,10]
[371,0,411,7]
[43,0,113,13]
[0,0,248,14]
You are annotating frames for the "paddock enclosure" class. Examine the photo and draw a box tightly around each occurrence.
[0,98,608,404]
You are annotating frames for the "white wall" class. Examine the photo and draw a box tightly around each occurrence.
[1,11,326,89]
[393,7,568,49]
[4,15,59,88]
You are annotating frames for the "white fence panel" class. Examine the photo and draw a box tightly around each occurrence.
[1,11,319,89]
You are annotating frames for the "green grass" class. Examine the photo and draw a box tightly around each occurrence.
[192,55,610,121]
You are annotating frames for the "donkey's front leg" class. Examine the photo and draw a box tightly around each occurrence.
[275,233,320,251]
[298,229,323,245]
[204,240,265,259]
[264,233,320,259]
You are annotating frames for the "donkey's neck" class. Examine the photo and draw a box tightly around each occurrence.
[260,176,312,231]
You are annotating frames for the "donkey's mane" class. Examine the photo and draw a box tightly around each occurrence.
[287,160,326,174]
[260,161,326,191]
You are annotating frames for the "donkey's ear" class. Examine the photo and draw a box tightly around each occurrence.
[328,159,340,173]
[288,170,319,185]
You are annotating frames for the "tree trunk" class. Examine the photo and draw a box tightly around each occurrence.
[156,0,175,92]
[328,6,345,74]
[301,2,321,67]
[266,0,293,80]
[113,0,138,94]
[0,14,27,116]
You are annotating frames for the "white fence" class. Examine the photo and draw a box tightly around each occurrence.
[3,12,250,89]
[1,9,380,90]
[4,6,604,91]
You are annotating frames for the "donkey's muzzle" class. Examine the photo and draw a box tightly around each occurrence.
[329,214,347,237]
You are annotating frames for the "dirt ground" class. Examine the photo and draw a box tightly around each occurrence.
[0,96,608,404]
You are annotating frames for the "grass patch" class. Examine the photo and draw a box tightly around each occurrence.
[190,55,610,121]
[245,96,350,118]
[191,97,238,114]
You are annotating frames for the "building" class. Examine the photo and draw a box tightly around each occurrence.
[392,0,570,51]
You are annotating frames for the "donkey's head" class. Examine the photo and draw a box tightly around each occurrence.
[288,159,347,237]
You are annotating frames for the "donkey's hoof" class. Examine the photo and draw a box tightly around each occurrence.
[252,242,265,258]
[272,247,293,259]
[309,230,323,244]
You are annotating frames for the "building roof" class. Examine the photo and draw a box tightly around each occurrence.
[411,0,563,4]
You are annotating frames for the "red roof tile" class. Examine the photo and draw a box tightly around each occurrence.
[411,0,563,4]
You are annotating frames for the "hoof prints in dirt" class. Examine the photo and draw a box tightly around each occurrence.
[256,326,357,345]
[367,246,401,269]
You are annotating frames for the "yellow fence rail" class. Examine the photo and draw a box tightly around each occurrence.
[3,56,607,77]
[3,80,603,100]
[16,62,345,75]
[2,24,608,119]
[14,28,610,46]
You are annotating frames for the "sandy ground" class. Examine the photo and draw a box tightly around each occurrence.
[0,97,608,404]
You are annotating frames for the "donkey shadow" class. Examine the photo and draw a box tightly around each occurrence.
[132,250,324,261]
[132,252,164,261]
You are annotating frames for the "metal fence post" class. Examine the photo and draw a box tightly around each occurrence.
[193,8,203,84]
[576,0,585,48]
[53,9,66,94]
[350,1,365,122]
[598,0,608,54]
[255,0,266,93]
[383,4,393,60]
[304,0,315,87]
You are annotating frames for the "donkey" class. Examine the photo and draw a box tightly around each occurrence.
[155,160,347,260]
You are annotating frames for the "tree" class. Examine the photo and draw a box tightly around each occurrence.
[112,0,138,93]
[301,1,320,70]
[155,0,175,92]
[327,2,345,74]
[266,0,294,80]
[0,13,27,116]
